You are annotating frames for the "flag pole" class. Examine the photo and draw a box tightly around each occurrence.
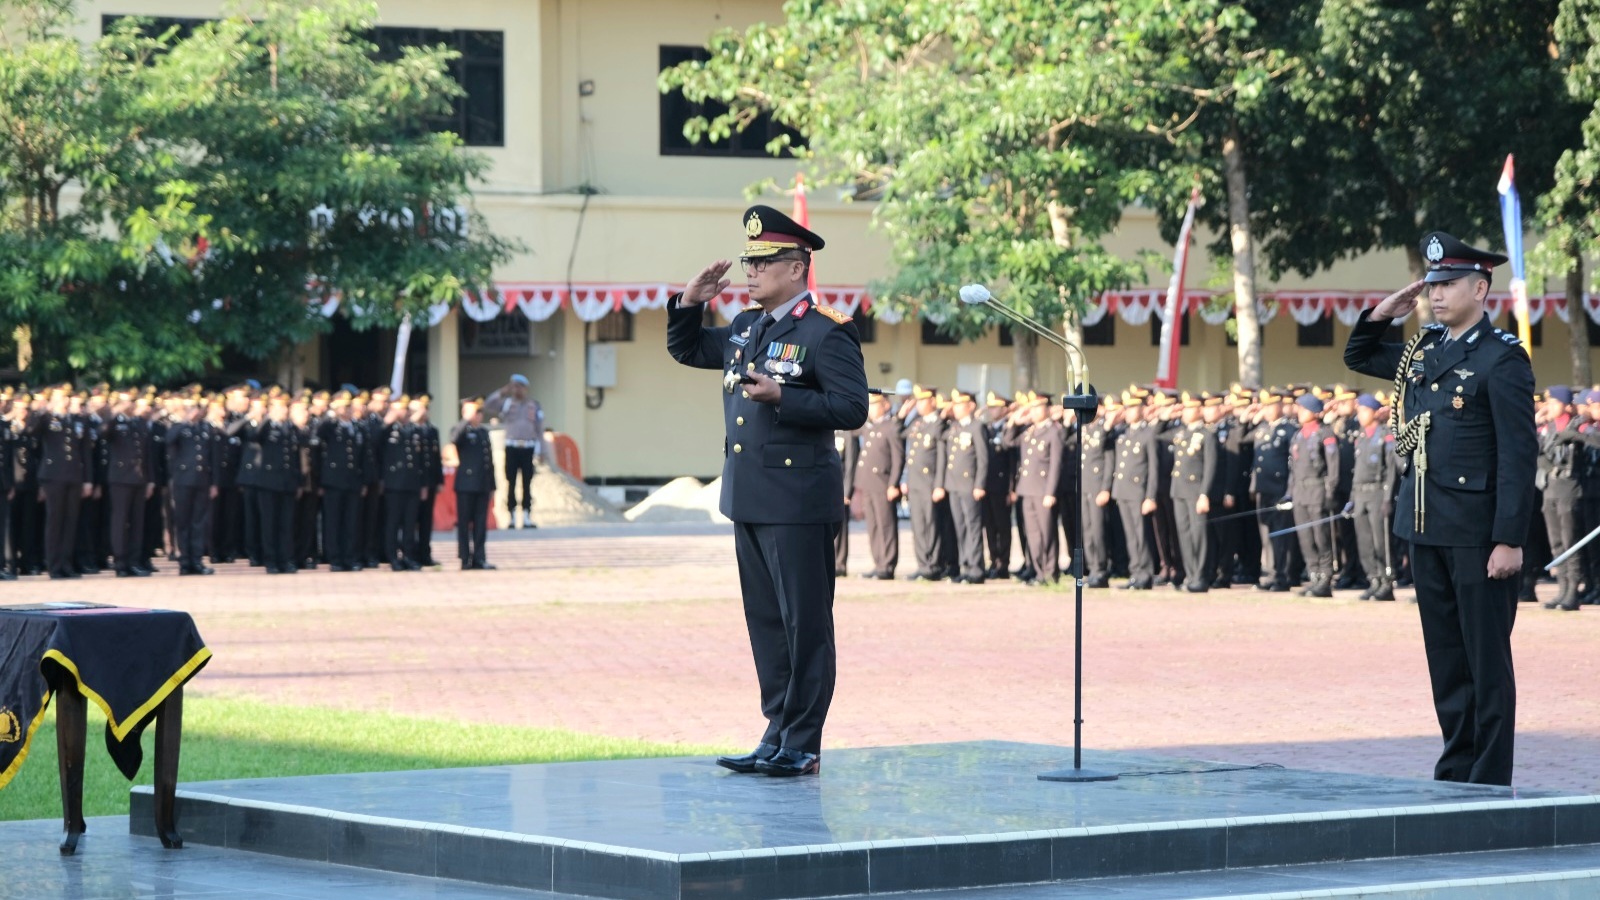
[1497,155,1532,354]
[1156,185,1201,389]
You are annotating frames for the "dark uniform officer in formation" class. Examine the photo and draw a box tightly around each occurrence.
[1004,393,1064,585]
[102,391,156,577]
[315,391,370,571]
[230,394,304,574]
[853,391,902,579]
[1079,398,1116,588]
[1250,392,1297,592]
[1346,231,1536,786]
[28,387,93,579]
[451,397,497,570]
[981,392,1016,579]
[1169,393,1217,593]
[1536,386,1583,610]
[667,204,868,777]
[1350,394,1398,601]
[1110,395,1157,589]
[165,398,220,575]
[1287,394,1341,598]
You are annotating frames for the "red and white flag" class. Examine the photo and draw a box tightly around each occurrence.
[1155,185,1201,389]
[792,173,818,296]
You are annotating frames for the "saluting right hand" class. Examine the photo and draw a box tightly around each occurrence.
[680,260,733,307]
[1371,280,1427,321]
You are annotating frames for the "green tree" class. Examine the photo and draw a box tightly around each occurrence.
[662,0,1173,392]
[0,0,521,384]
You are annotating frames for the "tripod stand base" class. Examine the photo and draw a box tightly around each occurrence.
[1038,767,1120,783]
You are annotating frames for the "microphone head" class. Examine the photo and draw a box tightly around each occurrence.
[958,284,991,305]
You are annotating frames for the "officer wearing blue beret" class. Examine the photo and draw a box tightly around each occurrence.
[668,205,869,777]
[1345,231,1537,785]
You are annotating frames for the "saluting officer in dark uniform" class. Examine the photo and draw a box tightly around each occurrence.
[1250,392,1297,592]
[230,393,303,574]
[103,391,155,577]
[211,386,247,564]
[1110,395,1157,589]
[1288,394,1341,598]
[1170,393,1217,593]
[1080,397,1117,588]
[1203,393,1245,588]
[941,389,991,584]
[1350,394,1399,601]
[901,386,948,581]
[0,396,17,580]
[833,426,859,576]
[981,392,1016,579]
[452,397,497,570]
[11,396,43,576]
[29,387,94,580]
[1535,387,1582,609]
[667,205,868,777]
[315,391,369,572]
[360,389,390,569]
[412,396,444,568]
[380,397,425,571]
[167,397,220,575]
[853,391,902,579]
[1345,231,1536,786]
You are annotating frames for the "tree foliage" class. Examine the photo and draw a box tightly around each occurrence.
[0,0,521,384]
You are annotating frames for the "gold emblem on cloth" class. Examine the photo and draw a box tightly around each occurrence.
[1452,395,1464,410]
[745,213,763,237]
[0,708,20,743]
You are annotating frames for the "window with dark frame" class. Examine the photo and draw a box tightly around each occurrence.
[459,315,531,356]
[1083,316,1115,346]
[659,46,806,158]
[920,320,960,346]
[854,312,876,343]
[1296,316,1334,347]
[103,17,505,147]
[1149,312,1190,346]
[998,324,1014,347]
[593,311,635,343]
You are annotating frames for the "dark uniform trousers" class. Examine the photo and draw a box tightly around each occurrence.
[42,482,83,578]
[1171,494,1207,589]
[108,484,147,573]
[259,488,296,571]
[949,490,984,579]
[386,490,421,565]
[1346,308,1535,786]
[212,486,240,562]
[456,490,491,566]
[171,486,211,566]
[13,482,42,573]
[295,484,320,566]
[242,486,263,564]
[323,488,362,568]
[982,491,1011,573]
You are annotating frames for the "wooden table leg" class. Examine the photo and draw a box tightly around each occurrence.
[54,683,87,856]
[152,686,183,849]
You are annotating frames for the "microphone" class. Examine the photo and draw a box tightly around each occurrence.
[958,284,992,305]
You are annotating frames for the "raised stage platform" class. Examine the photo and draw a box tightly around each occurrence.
[129,741,1600,900]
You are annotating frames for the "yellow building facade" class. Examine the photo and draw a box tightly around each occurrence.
[74,0,1600,480]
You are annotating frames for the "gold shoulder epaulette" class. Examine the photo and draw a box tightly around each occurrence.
[742,304,763,313]
[815,305,852,325]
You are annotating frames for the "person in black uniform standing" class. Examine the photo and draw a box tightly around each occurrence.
[316,391,370,572]
[0,396,16,580]
[10,395,43,576]
[29,387,94,580]
[166,397,219,575]
[853,391,902,579]
[941,389,991,584]
[452,397,497,570]
[103,391,155,578]
[229,394,302,574]
[833,426,859,576]
[1080,397,1117,588]
[380,398,425,571]
[412,396,443,568]
[981,393,1016,579]
[900,386,948,581]
[667,205,868,777]
[1250,392,1297,592]
[1345,231,1536,786]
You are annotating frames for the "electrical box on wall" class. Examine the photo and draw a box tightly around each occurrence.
[586,344,617,389]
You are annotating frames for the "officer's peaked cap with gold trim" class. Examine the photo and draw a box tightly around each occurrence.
[1420,232,1507,284]
[742,205,825,259]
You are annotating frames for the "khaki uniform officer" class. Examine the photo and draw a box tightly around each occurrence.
[940,389,991,584]
[853,392,903,579]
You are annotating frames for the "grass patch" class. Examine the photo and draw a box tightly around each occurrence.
[1,694,732,822]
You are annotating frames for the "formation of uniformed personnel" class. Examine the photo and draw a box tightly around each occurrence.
[1349,394,1398,601]
[852,391,902,579]
[1002,393,1064,585]
[1110,395,1157,589]
[165,397,221,575]
[1346,230,1536,786]
[1169,393,1217,593]
[1079,399,1115,588]
[668,204,868,777]
[940,389,991,584]
[982,392,1017,579]
[900,386,950,581]
[1536,386,1582,610]
[1250,392,1298,592]
[1288,394,1341,598]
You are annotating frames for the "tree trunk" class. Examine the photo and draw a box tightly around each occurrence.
[1567,244,1591,386]
[1222,122,1262,389]
[1047,200,1088,388]
[14,325,31,373]
[1013,331,1038,394]
[1405,245,1437,327]
[1064,310,1086,389]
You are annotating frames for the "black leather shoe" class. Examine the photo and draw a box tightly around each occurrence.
[717,743,779,774]
[1085,576,1110,588]
[478,562,498,570]
[0,569,14,581]
[1183,583,1210,593]
[264,566,283,575]
[755,748,820,777]
[116,568,136,578]
[192,565,215,575]
[129,566,153,577]
[391,563,409,572]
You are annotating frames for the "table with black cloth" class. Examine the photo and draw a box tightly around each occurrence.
[0,603,210,854]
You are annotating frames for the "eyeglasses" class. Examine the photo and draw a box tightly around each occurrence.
[740,255,803,277]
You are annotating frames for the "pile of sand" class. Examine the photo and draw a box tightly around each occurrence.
[624,476,730,524]
[528,466,628,526]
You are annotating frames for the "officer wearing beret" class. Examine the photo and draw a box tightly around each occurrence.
[1345,231,1537,785]
[668,204,868,777]
[1350,394,1399,601]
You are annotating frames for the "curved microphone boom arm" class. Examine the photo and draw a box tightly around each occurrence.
[959,284,1092,405]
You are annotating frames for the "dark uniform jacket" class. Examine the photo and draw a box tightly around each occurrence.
[1249,417,1295,503]
[27,411,93,485]
[1212,416,1248,503]
[1345,310,1537,547]
[1110,421,1157,503]
[855,414,904,489]
[1169,422,1218,501]
[216,412,243,489]
[419,423,445,493]
[380,423,425,492]
[166,420,221,487]
[315,418,371,491]
[229,418,303,494]
[450,422,497,494]
[102,414,153,486]
[666,294,869,524]
[0,418,17,493]
[1080,417,1116,496]
[1288,422,1341,509]
[940,417,990,496]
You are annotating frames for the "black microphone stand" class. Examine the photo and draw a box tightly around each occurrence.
[959,285,1117,783]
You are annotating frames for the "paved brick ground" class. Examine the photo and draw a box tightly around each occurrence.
[29,523,1600,793]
